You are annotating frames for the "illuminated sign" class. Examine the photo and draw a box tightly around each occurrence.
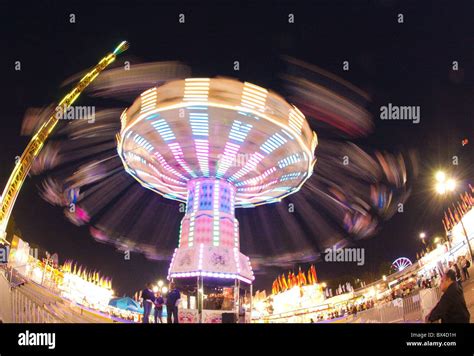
[0,245,9,264]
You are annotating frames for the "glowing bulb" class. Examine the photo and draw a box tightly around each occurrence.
[435,171,446,182]
[446,179,456,191]
[161,286,168,294]
[157,280,164,288]
[435,182,446,194]
[152,286,158,293]
[419,232,426,239]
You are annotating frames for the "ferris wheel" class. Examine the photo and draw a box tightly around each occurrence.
[391,257,412,272]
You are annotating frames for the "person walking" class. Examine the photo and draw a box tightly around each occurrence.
[166,282,181,324]
[453,261,462,287]
[461,256,471,281]
[426,270,470,323]
[154,291,164,324]
[141,283,155,324]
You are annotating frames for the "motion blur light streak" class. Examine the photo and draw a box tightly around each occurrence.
[30,57,416,272]
[0,42,129,242]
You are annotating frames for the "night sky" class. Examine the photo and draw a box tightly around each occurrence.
[1,0,473,295]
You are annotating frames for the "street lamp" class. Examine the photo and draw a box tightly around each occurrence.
[434,171,473,261]
[435,171,456,193]
[419,232,427,254]
[435,182,446,194]
[446,179,456,191]
[435,171,446,183]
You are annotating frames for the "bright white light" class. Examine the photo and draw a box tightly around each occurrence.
[435,171,446,182]
[33,267,43,280]
[152,286,159,293]
[446,179,456,191]
[419,232,426,239]
[157,280,164,288]
[435,182,446,194]
[162,286,168,294]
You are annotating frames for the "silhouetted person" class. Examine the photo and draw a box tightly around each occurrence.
[426,270,470,323]
[141,283,155,323]
[166,282,181,324]
[453,263,462,285]
[462,257,471,280]
[154,291,164,323]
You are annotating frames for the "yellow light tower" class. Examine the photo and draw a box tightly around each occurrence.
[0,41,129,243]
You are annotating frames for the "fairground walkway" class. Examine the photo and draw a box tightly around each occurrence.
[0,267,116,323]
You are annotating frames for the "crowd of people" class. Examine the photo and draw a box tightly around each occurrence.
[308,299,377,323]
[450,255,471,282]
[377,254,472,323]
[390,254,471,299]
[308,253,472,324]
[140,282,181,324]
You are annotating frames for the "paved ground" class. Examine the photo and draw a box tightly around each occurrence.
[460,265,474,322]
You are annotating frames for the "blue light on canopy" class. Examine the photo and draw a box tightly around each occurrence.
[190,112,209,137]
[278,153,302,168]
[280,172,302,181]
[151,119,176,141]
[260,132,287,154]
[145,113,160,120]
[228,120,252,142]
[133,134,154,152]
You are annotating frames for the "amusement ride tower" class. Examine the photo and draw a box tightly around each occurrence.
[117,78,318,316]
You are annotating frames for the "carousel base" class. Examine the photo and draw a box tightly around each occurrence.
[167,244,254,284]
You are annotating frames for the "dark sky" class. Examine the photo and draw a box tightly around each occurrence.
[0,0,473,295]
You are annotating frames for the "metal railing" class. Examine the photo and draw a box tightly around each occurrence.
[351,287,441,323]
[1,266,114,323]
[1,269,64,323]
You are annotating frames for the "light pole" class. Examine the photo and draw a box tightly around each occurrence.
[151,280,168,300]
[419,232,427,253]
[434,171,473,261]
[153,280,167,295]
